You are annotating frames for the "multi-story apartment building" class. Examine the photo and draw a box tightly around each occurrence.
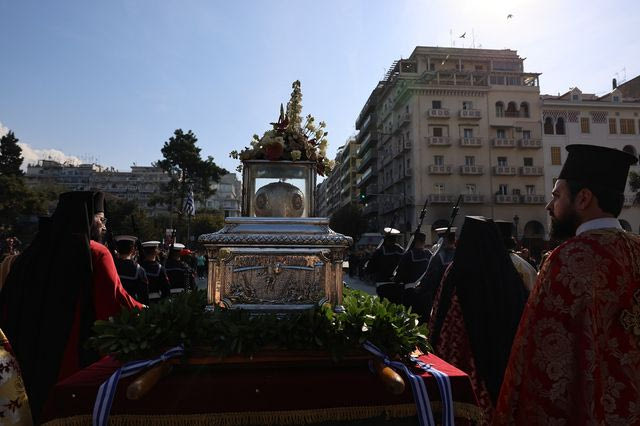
[369,46,548,248]
[316,179,329,217]
[542,84,640,233]
[25,160,170,216]
[198,173,242,217]
[355,83,384,230]
[337,136,360,208]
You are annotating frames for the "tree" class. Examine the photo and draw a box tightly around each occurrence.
[0,131,24,176]
[153,129,228,217]
[329,202,367,242]
[630,171,640,204]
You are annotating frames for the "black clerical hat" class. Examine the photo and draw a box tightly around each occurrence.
[93,192,105,213]
[558,144,637,193]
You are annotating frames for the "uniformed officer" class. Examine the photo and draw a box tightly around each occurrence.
[419,227,457,321]
[365,228,404,304]
[395,232,432,320]
[165,243,196,294]
[114,235,149,305]
[139,240,171,302]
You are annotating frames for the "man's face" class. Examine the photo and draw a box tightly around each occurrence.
[546,179,580,240]
[91,212,107,243]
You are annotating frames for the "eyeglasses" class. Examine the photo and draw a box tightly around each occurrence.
[95,216,107,225]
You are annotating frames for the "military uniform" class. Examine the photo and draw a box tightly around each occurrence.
[165,243,196,294]
[396,246,432,321]
[114,257,149,305]
[366,229,404,304]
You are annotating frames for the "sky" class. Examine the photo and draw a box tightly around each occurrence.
[1,0,639,174]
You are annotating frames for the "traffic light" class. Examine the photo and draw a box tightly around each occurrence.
[359,189,367,203]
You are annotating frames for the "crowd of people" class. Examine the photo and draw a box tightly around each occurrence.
[0,144,638,425]
[357,144,640,424]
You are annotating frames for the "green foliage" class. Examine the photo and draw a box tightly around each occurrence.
[88,288,431,362]
[0,131,23,176]
[630,171,640,204]
[154,129,228,213]
[329,202,367,242]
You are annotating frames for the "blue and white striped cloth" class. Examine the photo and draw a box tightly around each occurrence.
[183,189,195,217]
[362,341,454,426]
[92,345,184,426]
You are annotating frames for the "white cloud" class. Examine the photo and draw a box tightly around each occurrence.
[0,122,8,137]
[18,142,81,170]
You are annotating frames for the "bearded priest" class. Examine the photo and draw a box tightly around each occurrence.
[493,144,640,425]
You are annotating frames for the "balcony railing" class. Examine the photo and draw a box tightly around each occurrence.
[357,149,376,172]
[462,194,485,203]
[426,108,450,118]
[495,194,520,204]
[400,112,412,125]
[425,136,451,146]
[492,138,516,148]
[459,165,484,175]
[521,194,546,204]
[356,167,372,187]
[493,166,517,176]
[520,166,544,176]
[460,137,483,147]
[429,193,455,203]
[518,138,542,148]
[459,109,482,119]
[428,164,453,174]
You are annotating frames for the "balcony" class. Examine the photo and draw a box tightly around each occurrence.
[518,138,542,149]
[492,138,516,148]
[429,193,455,203]
[459,165,484,175]
[493,166,517,176]
[426,108,450,118]
[495,194,520,204]
[356,167,372,187]
[357,133,373,154]
[521,194,546,204]
[425,136,451,146]
[400,112,412,125]
[519,166,544,176]
[459,109,482,119]
[462,194,485,203]
[404,139,412,150]
[428,164,453,175]
[459,137,483,147]
[357,149,376,172]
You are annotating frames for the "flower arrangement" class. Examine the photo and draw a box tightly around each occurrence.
[230,80,334,176]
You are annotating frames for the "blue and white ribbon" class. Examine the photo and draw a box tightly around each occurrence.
[92,345,185,426]
[362,341,454,426]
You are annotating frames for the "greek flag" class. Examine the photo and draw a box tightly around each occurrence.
[184,188,195,217]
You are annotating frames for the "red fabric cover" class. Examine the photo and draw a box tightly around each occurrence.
[42,353,478,423]
[58,241,144,380]
[494,229,640,425]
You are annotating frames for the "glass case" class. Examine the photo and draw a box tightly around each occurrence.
[242,160,316,217]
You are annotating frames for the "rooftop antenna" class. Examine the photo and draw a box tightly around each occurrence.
[471,28,476,48]
[449,29,453,47]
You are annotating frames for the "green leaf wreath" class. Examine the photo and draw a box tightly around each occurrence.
[88,288,431,362]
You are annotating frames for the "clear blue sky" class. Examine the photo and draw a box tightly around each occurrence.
[1,0,639,174]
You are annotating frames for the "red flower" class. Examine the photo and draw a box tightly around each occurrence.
[265,143,284,161]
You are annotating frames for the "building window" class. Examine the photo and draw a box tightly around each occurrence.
[621,119,636,134]
[497,129,506,139]
[524,157,533,166]
[498,184,508,195]
[475,65,484,71]
[609,118,617,134]
[466,184,476,194]
[544,117,554,134]
[555,117,566,135]
[506,102,518,117]
[520,102,530,118]
[526,185,536,195]
[434,155,444,166]
[496,102,504,117]
[551,147,562,165]
[613,96,620,103]
[465,156,475,166]
[580,117,590,133]
[522,130,531,139]
[432,100,442,109]
[429,63,435,71]
[463,128,474,138]
[433,127,443,137]
[434,183,445,194]
[497,156,507,166]
[462,101,473,110]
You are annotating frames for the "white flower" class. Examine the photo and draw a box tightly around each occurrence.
[274,136,285,147]
[291,150,302,161]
